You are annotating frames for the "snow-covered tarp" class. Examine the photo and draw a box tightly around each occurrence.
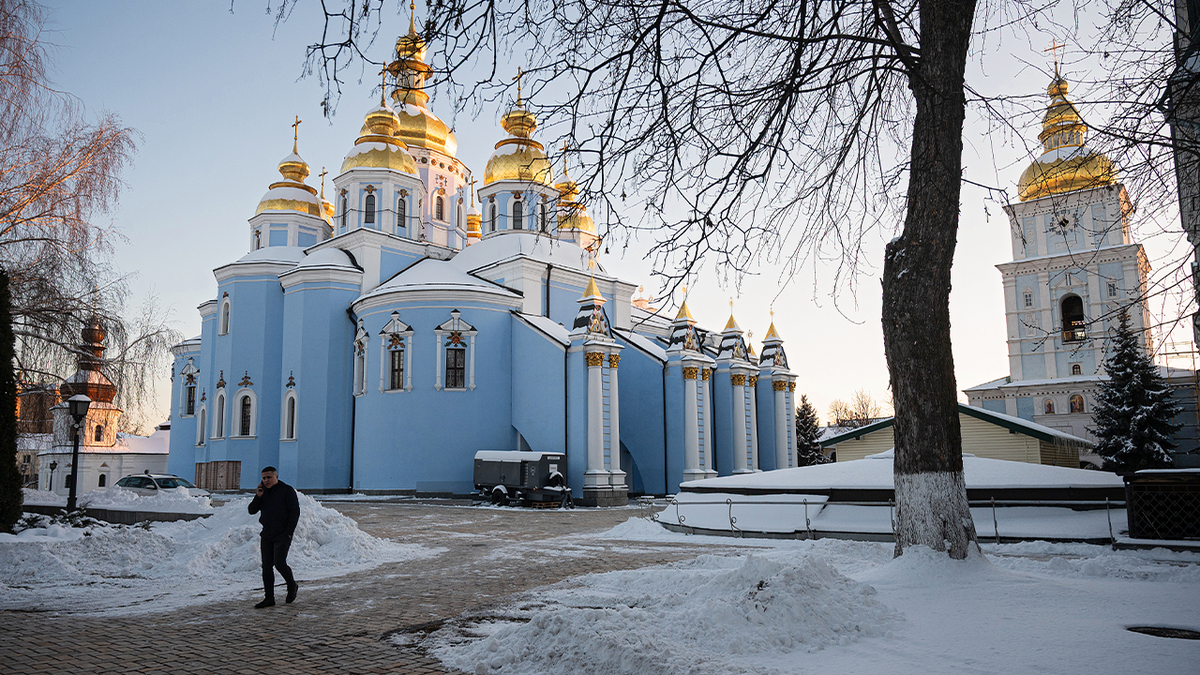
[22,486,213,514]
[0,492,443,615]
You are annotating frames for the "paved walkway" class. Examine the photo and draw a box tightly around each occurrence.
[3,502,725,674]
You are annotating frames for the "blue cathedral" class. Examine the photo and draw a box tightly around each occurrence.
[167,21,800,504]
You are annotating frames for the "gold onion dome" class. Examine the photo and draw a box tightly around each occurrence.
[484,98,554,186]
[340,98,418,175]
[465,182,482,238]
[554,163,596,234]
[256,133,322,217]
[1016,75,1116,202]
[387,6,457,156]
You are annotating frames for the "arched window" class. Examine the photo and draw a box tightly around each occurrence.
[489,204,498,232]
[282,392,297,441]
[446,347,466,389]
[219,298,231,335]
[512,200,524,230]
[457,203,465,228]
[540,201,548,232]
[435,195,445,221]
[238,395,253,436]
[253,230,261,250]
[1069,394,1085,414]
[185,384,196,416]
[97,474,106,488]
[388,347,404,391]
[364,194,376,224]
[196,406,207,446]
[353,334,367,396]
[1071,364,1082,376]
[94,424,103,443]
[398,197,407,235]
[214,393,226,438]
[1043,399,1055,415]
[1061,295,1085,342]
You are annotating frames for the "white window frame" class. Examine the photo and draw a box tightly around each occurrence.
[213,392,226,439]
[433,310,477,391]
[489,203,497,232]
[353,321,368,396]
[233,387,257,438]
[510,196,524,230]
[378,312,414,392]
[219,296,231,335]
[281,390,298,441]
[397,193,408,237]
[196,403,208,446]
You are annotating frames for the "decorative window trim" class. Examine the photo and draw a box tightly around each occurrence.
[281,389,298,441]
[397,194,408,237]
[434,310,477,391]
[233,387,258,438]
[364,193,377,225]
[435,195,445,221]
[510,195,524,230]
[378,311,414,392]
[539,200,549,232]
[1022,287,1034,309]
[489,203,498,232]
[195,403,208,446]
[213,392,226,439]
[340,194,348,230]
[218,296,231,336]
[179,357,199,418]
[353,320,369,396]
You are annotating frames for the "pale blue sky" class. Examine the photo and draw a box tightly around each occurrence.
[38,1,1189,425]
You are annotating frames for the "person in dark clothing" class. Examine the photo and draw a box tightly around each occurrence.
[247,466,299,608]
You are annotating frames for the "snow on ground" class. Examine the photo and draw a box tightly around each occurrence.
[0,493,444,615]
[419,517,1200,675]
[21,486,213,514]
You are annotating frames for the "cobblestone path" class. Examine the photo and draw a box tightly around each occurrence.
[3,502,726,674]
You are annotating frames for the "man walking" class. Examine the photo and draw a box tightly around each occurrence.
[248,466,299,608]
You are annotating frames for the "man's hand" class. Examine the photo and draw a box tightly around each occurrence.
[256,482,265,497]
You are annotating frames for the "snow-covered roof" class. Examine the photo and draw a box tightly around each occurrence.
[296,247,358,269]
[115,427,171,454]
[234,245,306,265]
[361,258,521,301]
[615,328,667,362]
[966,365,1196,392]
[514,312,570,346]
[474,450,565,461]
[681,451,1123,492]
[821,403,1092,447]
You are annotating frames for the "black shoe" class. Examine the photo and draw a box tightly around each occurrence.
[255,598,275,609]
[286,583,298,604]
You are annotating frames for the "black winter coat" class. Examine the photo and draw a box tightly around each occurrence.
[248,481,300,541]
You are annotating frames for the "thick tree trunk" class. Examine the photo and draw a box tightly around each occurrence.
[882,0,979,559]
[0,270,23,532]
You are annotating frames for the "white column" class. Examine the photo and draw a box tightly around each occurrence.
[608,354,626,487]
[786,383,797,467]
[586,352,608,487]
[731,373,749,474]
[682,365,703,482]
[774,379,789,469]
[748,375,760,471]
[701,368,716,478]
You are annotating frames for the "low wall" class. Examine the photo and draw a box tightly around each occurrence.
[22,503,211,524]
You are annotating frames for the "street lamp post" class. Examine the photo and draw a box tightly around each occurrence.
[48,460,57,492]
[65,394,92,511]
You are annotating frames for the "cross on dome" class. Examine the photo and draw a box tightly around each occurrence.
[291,115,302,153]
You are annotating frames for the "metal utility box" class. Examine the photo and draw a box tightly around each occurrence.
[1125,469,1200,540]
[473,451,571,507]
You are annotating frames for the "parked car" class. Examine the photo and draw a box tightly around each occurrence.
[113,473,210,498]
[473,450,572,508]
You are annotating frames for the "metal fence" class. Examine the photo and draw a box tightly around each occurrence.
[1126,472,1200,540]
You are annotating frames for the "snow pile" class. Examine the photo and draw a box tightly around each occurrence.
[77,486,214,514]
[0,492,443,614]
[21,487,63,505]
[428,552,902,675]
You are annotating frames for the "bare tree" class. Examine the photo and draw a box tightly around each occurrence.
[265,0,1195,557]
[0,0,178,434]
[829,389,885,427]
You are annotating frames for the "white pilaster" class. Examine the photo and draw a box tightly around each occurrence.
[682,365,703,482]
[608,353,626,487]
[700,368,716,478]
[586,351,608,487]
[748,376,760,471]
[731,373,749,474]
[774,379,789,469]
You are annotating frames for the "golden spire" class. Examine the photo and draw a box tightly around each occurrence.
[514,67,524,107]
[408,0,416,35]
[582,276,601,299]
[765,308,780,340]
[724,297,739,331]
[675,285,694,321]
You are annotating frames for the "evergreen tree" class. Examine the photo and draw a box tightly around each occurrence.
[795,395,830,466]
[1091,311,1182,473]
[0,270,23,532]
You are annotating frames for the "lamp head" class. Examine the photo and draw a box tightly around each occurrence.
[67,394,91,422]
[49,461,57,471]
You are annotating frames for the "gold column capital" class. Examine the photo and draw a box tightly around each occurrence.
[788,382,796,392]
[748,376,758,386]
[701,368,711,381]
[585,352,605,367]
[730,374,746,386]
[608,354,620,368]
[682,366,699,380]
[772,380,787,391]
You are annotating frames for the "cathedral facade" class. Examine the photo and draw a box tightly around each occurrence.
[965,74,1198,466]
[166,24,800,501]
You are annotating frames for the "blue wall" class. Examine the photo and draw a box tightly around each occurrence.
[615,338,666,494]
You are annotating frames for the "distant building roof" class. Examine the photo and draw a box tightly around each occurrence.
[820,403,1093,448]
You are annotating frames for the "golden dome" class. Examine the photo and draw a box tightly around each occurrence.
[255,140,322,218]
[1016,75,1116,202]
[340,100,419,175]
[485,101,554,185]
[319,167,335,224]
[554,168,595,234]
[466,182,482,240]
[386,5,457,156]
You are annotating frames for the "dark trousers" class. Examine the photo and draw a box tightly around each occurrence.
[260,536,295,599]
